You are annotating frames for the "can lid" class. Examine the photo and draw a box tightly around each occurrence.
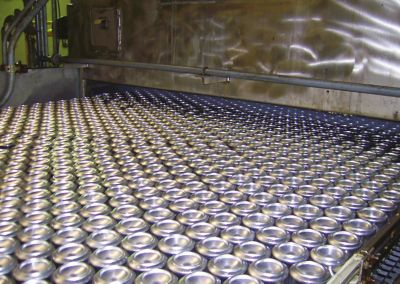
[233,241,270,262]
[51,227,87,246]
[89,246,127,268]
[248,258,288,282]
[248,192,276,206]
[16,240,53,260]
[143,208,175,224]
[86,229,122,249]
[51,201,81,216]
[328,231,361,251]
[291,229,326,249]
[82,215,116,232]
[80,203,111,218]
[208,254,247,278]
[139,197,168,211]
[52,261,94,284]
[150,219,185,238]
[18,225,54,243]
[223,275,262,284]
[276,215,307,233]
[0,236,18,254]
[158,234,195,255]
[122,232,157,252]
[209,212,241,229]
[324,206,354,222]
[256,226,290,246]
[290,261,330,284]
[196,237,233,257]
[178,271,221,284]
[115,217,149,235]
[51,213,83,230]
[261,203,291,219]
[176,210,208,226]
[0,255,16,275]
[311,245,346,267]
[94,265,135,284]
[357,207,387,224]
[272,242,309,265]
[343,218,376,237]
[52,243,90,264]
[310,217,341,234]
[293,204,323,220]
[135,269,178,284]
[199,201,229,216]
[369,198,397,212]
[242,213,273,230]
[128,249,167,272]
[13,258,56,281]
[221,225,255,245]
[167,252,206,275]
[0,221,20,237]
[185,222,219,241]
[231,201,260,217]
[169,198,198,213]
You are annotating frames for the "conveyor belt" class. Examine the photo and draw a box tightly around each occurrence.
[0,87,399,283]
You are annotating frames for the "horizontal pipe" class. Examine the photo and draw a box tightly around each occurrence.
[61,57,400,98]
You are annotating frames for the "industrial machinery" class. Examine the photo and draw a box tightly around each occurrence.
[0,1,400,283]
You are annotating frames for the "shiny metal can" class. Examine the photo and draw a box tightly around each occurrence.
[176,210,208,226]
[248,258,289,284]
[51,213,83,230]
[86,229,122,249]
[179,271,221,284]
[94,265,135,284]
[167,251,206,276]
[324,206,354,223]
[158,234,195,256]
[233,241,270,263]
[261,203,292,220]
[248,192,276,207]
[122,232,158,252]
[309,217,341,235]
[327,231,361,255]
[293,204,323,221]
[310,245,346,275]
[128,249,167,272]
[169,198,198,213]
[0,255,16,276]
[115,217,149,235]
[291,229,326,250]
[209,212,241,230]
[135,269,178,284]
[196,237,233,258]
[15,240,53,260]
[231,201,260,217]
[275,215,307,233]
[272,242,309,265]
[208,254,247,279]
[242,213,274,231]
[82,215,116,233]
[0,236,17,255]
[13,258,56,282]
[150,219,185,238]
[52,243,90,264]
[356,207,387,225]
[342,218,376,238]
[52,261,94,284]
[17,225,53,243]
[309,194,336,209]
[89,246,127,268]
[51,227,87,246]
[290,261,330,284]
[221,225,255,245]
[256,226,290,247]
[185,222,219,241]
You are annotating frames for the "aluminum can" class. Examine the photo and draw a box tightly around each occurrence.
[82,215,116,233]
[342,218,376,238]
[293,204,323,221]
[179,271,221,284]
[51,213,83,230]
[369,198,397,213]
[233,241,270,262]
[309,194,336,209]
[275,215,307,233]
[196,237,233,258]
[0,236,17,255]
[111,204,142,220]
[0,255,16,276]
[52,243,90,264]
[122,232,158,252]
[115,217,149,235]
[261,203,292,219]
[51,227,87,246]
[15,240,53,260]
[356,207,387,225]
[89,246,127,268]
[13,258,56,282]
[290,261,330,284]
[272,242,309,265]
[185,222,219,241]
[327,231,361,255]
[220,191,245,205]
[208,254,247,279]
[139,197,168,211]
[339,196,366,211]
[94,265,135,284]
[17,225,53,243]
[309,217,341,235]
[150,219,185,238]
[200,201,229,216]
[248,258,289,284]
[158,234,195,256]
[324,206,354,223]
[223,275,262,284]
[248,192,276,206]
[167,251,207,276]
[176,210,208,226]
[209,212,241,230]
[135,269,178,284]
[256,226,290,247]
[242,213,274,231]
[291,229,326,250]
[128,249,167,272]
[52,261,94,284]
[310,245,346,275]
[169,198,198,213]
[86,229,122,249]
[221,225,255,245]
[231,201,260,217]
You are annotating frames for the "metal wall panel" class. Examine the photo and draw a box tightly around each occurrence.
[68,0,400,120]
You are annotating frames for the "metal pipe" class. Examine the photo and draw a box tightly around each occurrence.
[61,57,400,98]
[0,0,49,107]
[1,0,37,64]
[51,0,59,55]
